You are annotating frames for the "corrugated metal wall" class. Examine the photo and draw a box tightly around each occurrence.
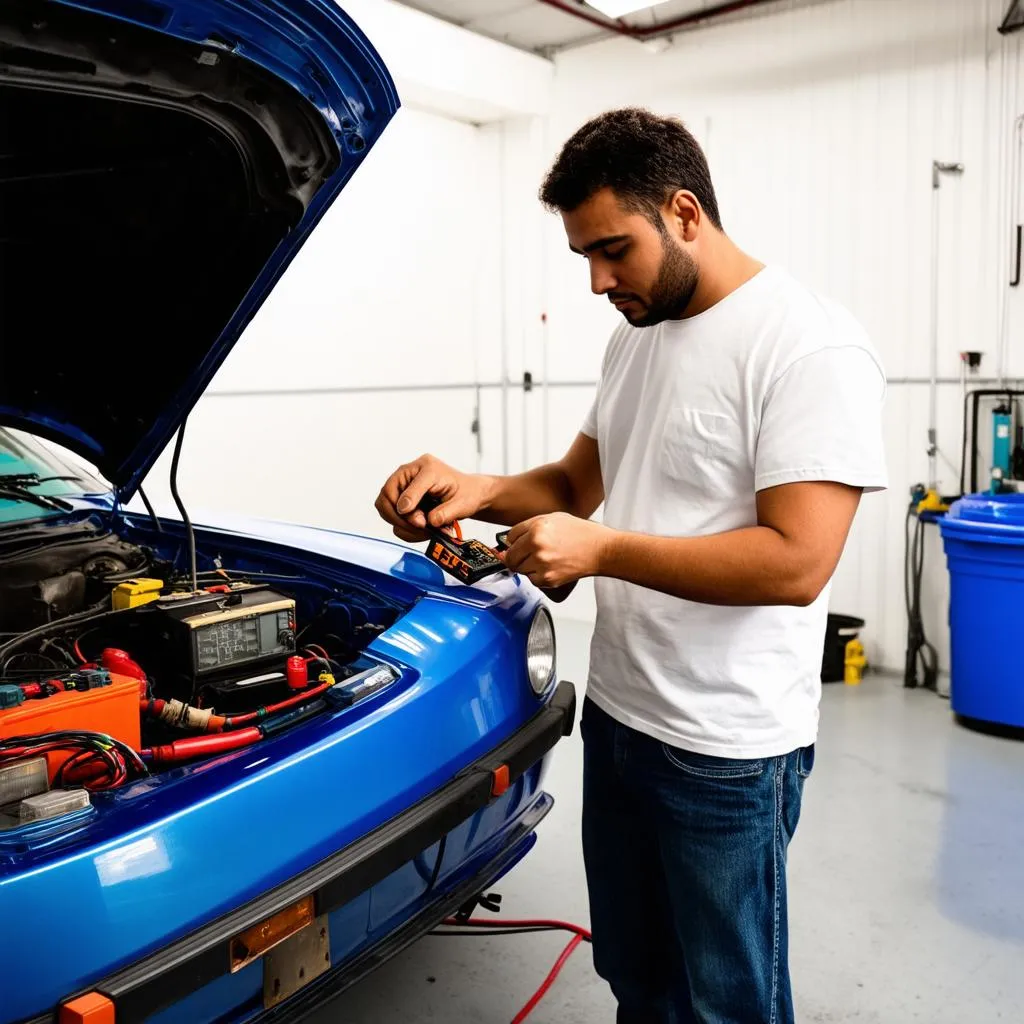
[539,0,1024,672]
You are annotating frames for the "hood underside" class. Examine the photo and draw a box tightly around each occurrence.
[0,0,398,497]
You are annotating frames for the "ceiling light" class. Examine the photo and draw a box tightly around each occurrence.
[586,0,674,19]
[641,35,673,53]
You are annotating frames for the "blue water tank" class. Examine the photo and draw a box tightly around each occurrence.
[939,494,1024,730]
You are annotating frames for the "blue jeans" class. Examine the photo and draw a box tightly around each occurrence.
[580,698,814,1024]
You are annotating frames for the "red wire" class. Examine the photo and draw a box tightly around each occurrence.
[439,916,592,1023]
[441,917,592,940]
[511,934,585,1024]
[304,644,332,663]
[225,677,335,726]
[73,639,86,664]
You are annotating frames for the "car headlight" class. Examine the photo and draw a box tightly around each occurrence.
[526,607,556,696]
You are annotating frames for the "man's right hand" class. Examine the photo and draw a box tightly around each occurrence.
[375,454,491,543]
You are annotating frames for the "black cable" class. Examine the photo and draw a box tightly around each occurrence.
[903,506,939,691]
[138,486,162,533]
[959,390,970,496]
[169,422,197,594]
[0,605,131,665]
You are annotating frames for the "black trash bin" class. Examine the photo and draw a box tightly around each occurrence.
[821,613,865,683]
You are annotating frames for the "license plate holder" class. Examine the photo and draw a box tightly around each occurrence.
[262,915,331,1009]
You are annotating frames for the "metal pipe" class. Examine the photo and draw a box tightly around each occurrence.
[929,161,964,488]
[884,376,1022,386]
[206,380,605,398]
[928,180,940,488]
[499,124,510,476]
[535,0,780,40]
[205,376,1023,400]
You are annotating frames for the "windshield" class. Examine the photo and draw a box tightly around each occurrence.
[0,426,110,525]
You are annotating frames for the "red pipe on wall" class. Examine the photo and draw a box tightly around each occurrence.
[537,0,780,39]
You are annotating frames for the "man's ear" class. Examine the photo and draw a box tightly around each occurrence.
[666,190,701,242]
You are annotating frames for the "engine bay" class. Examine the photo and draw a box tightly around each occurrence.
[0,514,407,818]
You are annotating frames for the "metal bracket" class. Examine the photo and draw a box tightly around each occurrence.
[932,160,964,189]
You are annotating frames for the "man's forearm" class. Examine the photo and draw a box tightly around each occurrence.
[598,526,825,607]
[474,464,583,526]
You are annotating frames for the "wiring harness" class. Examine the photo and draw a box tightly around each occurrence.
[0,730,148,790]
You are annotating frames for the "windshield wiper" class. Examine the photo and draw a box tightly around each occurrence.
[0,473,81,513]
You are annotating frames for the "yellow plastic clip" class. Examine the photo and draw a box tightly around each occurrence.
[318,672,336,687]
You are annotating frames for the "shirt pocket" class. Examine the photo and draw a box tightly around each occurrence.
[660,406,739,483]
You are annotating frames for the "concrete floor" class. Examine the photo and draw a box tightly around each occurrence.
[321,618,1024,1024]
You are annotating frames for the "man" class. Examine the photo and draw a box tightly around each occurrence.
[376,107,887,1024]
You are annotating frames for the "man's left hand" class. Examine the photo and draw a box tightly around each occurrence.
[502,512,612,588]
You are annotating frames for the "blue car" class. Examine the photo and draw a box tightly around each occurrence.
[0,2,575,1021]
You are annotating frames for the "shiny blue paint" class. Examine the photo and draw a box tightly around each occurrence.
[5,0,399,497]
[0,510,558,1022]
[145,792,547,1024]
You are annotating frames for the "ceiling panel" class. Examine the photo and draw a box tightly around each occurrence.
[395,0,748,54]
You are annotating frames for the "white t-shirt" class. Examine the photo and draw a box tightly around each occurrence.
[580,264,887,759]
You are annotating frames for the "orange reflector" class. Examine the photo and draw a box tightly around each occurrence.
[60,992,115,1024]
[230,895,315,973]
[491,764,510,797]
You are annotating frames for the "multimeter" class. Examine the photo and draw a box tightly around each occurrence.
[418,495,507,585]
[416,498,578,601]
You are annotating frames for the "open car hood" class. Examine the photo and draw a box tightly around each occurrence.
[0,0,398,499]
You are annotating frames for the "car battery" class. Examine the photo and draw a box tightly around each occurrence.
[0,671,141,782]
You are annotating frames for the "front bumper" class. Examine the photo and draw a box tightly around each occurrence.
[21,680,576,1024]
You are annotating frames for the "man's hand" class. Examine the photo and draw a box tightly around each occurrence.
[503,512,612,588]
[375,454,492,542]
[374,433,603,545]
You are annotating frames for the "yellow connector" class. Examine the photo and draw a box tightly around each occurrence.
[915,489,949,515]
[318,672,336,687]
[844,638,867,685]
[112,577,165,610]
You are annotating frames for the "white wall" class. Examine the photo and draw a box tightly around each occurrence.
[534,0,1024,671]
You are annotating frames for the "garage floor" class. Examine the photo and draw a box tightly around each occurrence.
[320,618,1024,1024]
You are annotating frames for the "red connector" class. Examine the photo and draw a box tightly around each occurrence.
[286,655,309,691]
[100,648,147,683]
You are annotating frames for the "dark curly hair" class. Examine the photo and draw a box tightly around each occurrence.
[539,107,722,231]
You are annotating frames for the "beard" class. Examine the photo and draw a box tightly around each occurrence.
[616,233,699,328]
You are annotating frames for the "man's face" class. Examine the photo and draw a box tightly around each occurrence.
[562,187,699,327]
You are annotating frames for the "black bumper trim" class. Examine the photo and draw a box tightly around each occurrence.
[19,681,575,1024]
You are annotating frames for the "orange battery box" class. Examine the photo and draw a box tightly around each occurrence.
[0,672,141,780]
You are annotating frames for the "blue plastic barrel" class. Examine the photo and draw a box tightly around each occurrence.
[939,494,1024,730]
